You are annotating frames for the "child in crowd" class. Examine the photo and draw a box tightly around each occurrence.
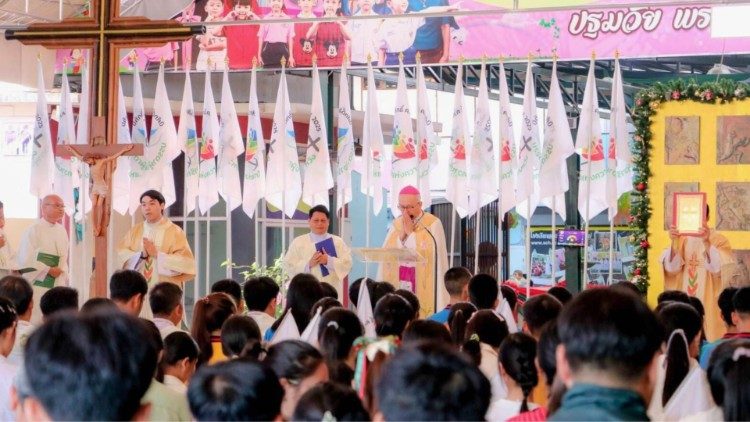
[292,382,369,421]
[266,273,325,340]
[394,288,419,320]
[460,309,510,400]
[293,0,317,68]
[699,339,750,421]
[196,0,227,70]
[305,0,352,67]
[547,286,572,305]
[0,297,17,422]
[160,332,199,394]
[0,275,33,367]
[191,292,237,366]
[373,293,413,337]
[222,0,261,70]
[447,301,476,344]
[346,0,381,65]
[318,308,362,384]
[211,278,244,314]
[258,0,296,67]
[402,319,451,346]
[265,340,329,420]
[500,284,518,320]
[700,287,745,368]
[468,273,498,310]
[522,294,562,340]
[429,266,470,323]
[220,315,262,359]
[487,332,540,421]
[244,275,279,337]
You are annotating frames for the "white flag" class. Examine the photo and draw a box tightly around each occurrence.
[445,63,471,218]
[242,65,266,218]
[300,307,321,346]
[74,63,92,216]
[390,59,418,216]
[356,279,376,338]
[302,63,334,208]
[360,60,384,214]
[610,58,633,218]
[54,70,78,215]
[336,61,355,214]
[199,67,220,215]
[129,66,148,215]
[29,60,55,199]
[576,59,611,223]
[269,309,300,345]
[415,59,438,210]
[497,61,517,216]
[178,71,200,215]
[266,67,302,218]
[219,68,244,211]
[516,61,541,219]
[112,77,132,215]
[149,62,178,207]
[468,62,498,216]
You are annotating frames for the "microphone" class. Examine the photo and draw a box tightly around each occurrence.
[418,221,439,314]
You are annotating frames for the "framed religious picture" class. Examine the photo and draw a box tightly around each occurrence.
[672,192,706,236]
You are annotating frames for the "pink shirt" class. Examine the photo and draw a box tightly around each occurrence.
[259,14,295,43]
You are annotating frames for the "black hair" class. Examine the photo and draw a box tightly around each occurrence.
[0,296,17,332]
[150,282,183,316]
[688,296,705,318]
[657,289,691,305]
[0,275,33,315]
[40,286,79,317]
[733,287,750,314]
[500,285,518,312]
[537,321,560,387]
[719,287,739,326]
[376,341,491,421]
[265,340,324,384]
[499,332,539,412]
[320,282,338,300]
[191,293,237,366]
[309,205,330,220]
[221,315,262,359]
[162,331,200,371]
[188,359,283,421]
[657,302,703,406]
[394,289,420,320]
[546,286,572,305]
[318,308,361,385]
[141,319,164,382]
[468,273,498,310]
[140,189,165,205]
[271,273,325,333]
[522,294,562,337]
[292,382,369,421]
[80,297,118,314]
[720,342,750,421]
[462,310,510,366]
[371,281,396,307]
[24,310,156,420]
[109,269,148,302]
[610,280,644,297]
[243,276,279,312]
[706,339,750,408]
[557,288,663,383]
[211,279,242,307]
[373,293,413,337]
[444,267,472,297]
[447,302,477,345]
[311,297,342,318]
[402,319,452,347]
[348,277,374,308]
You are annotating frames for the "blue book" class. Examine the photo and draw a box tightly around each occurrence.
[315,237,337,277]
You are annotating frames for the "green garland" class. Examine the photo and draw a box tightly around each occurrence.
[629,78,749,294]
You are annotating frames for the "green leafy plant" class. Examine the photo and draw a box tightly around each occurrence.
[222,257,287,316]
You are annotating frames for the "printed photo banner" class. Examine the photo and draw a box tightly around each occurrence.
[55,1,749,73]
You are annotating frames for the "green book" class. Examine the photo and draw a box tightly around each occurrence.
[34,252,59,289]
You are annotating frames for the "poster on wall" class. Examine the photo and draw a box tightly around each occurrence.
[0,119,34,157]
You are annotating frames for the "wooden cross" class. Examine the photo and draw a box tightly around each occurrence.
[6,1,196,297]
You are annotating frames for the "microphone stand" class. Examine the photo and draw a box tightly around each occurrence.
[418,220,439,314]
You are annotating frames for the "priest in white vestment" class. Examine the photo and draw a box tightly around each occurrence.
[0,201,17,277]
[116,190,195,318]
[380,186,449,317]
[17,195,69,325]
[283,205,352,300]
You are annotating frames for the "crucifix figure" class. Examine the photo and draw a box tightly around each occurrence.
[6,1,196,297]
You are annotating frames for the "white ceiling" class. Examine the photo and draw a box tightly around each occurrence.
[0,0,87,27]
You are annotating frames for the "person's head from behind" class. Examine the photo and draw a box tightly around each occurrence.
[0,297,17,356]
[283,273,325,332]
[468,273,498,310]
[221,315,262,359]
[348,277,374,308]
[444,267,471,303]
[706,339,750,421]
[0,275,33,321]
[522,294,562,339]
[243,275,279,316]
[375,341,491,421]
[657,289,690,305]
[499,332,539,412]
[537,321,566,414]
[402,319,452,347]
[556,289,663,400]
[23,310,156,421]
[461,309,509,366]
[139,189,166,223]
[447,302,477,345]
[191,293,237,366]
[188,359,283,421]
[40,286,78,320]
[311,297,342,318]
[547,286,572,305]
[80,297,117,314]
[162,332,200,385]
[610,280,644,298]
[109,269,148,316]
[150,282,183,325]
[374,293,413,338]
[500,284,518,314]
[292,381,369,422]
[719,287,739,329]
[732,287,750,332]
[371,281,395,307]
[317,308,361,384]
[394,289,419,320]
[265,340,329,420]
[319,282,338,300]
[211,279,243,313]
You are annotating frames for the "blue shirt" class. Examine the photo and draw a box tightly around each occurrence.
[699,339,724,369]
[407,0,455,51]
[428,306,451,324]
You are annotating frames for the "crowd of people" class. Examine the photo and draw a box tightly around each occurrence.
[0,265,748,421]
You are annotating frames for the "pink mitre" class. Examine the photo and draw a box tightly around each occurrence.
[399,185,420,196]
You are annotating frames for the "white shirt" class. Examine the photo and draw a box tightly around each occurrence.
[17,219,69,286]
[376,16,425,53]
[0,228,15,273]
[248,311,276,338]
[163,374,187,394]
[153,317,182,340]
[7,320,35,367]
[486,398,539,422]
[0,355,18,422]
[347,12,381,63]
